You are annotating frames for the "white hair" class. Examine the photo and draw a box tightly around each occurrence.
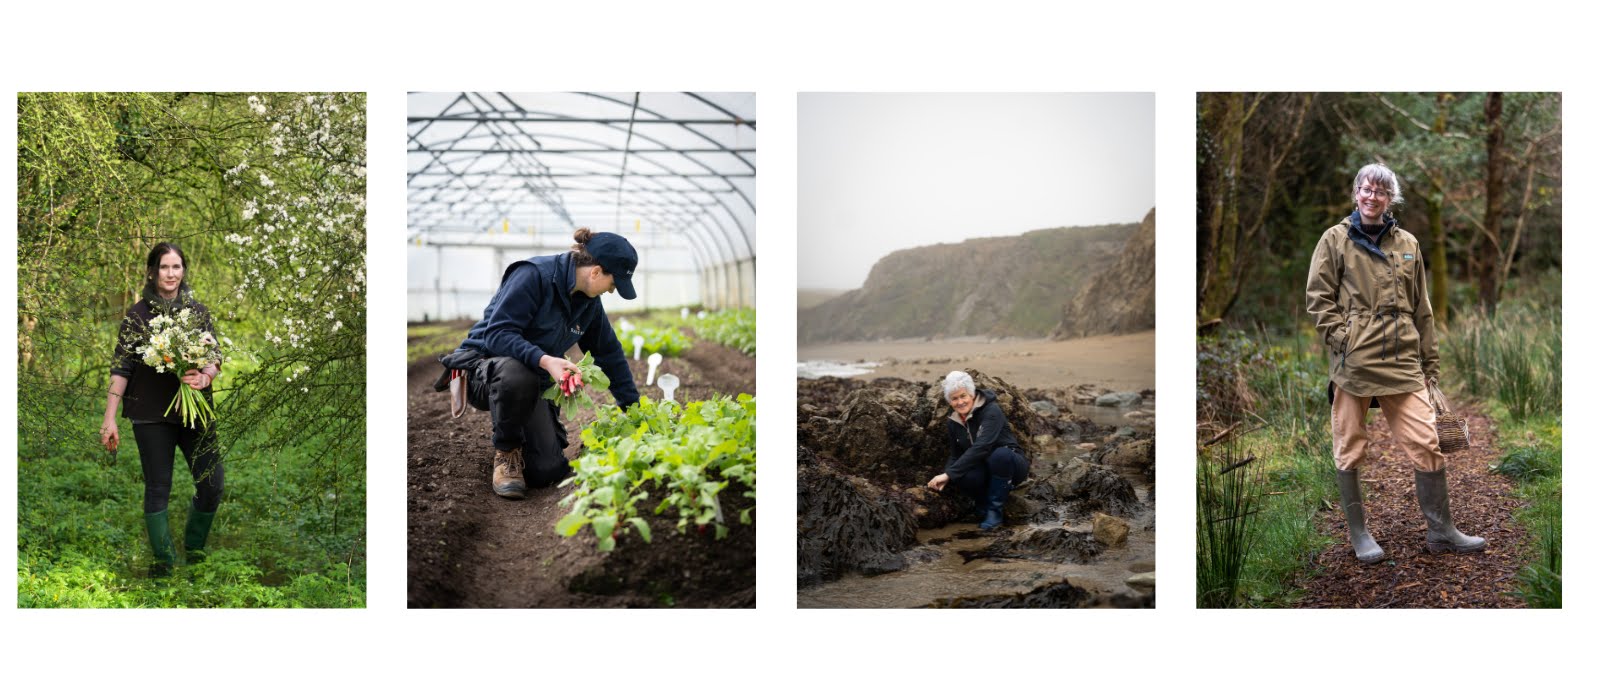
[1351,162,1405,209]
[941,370,976,400]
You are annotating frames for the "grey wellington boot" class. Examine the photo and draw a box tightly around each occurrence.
[1414,469,1487,553]
[1335,469,1385,563]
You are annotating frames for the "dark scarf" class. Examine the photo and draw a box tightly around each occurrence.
[1344,210,1397,261]
[140,284,200,317]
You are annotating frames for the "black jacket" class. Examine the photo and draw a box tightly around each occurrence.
[458,252,640,407]
[943,389,1022,481]
[110,296,217,424]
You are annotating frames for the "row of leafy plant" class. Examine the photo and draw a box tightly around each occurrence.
[555,394,756,551]
[686,308,756,356]
[613,319,694,357]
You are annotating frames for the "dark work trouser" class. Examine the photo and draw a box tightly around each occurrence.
[951,446,1029,504]
[466,356,571,487]
[132,422,224,515]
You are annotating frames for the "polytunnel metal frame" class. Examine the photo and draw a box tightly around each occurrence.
[407,92,756,314]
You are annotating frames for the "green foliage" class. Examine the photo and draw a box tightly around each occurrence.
[1199,92,1561,333]
[686,308,756,356]
[615,319,693,357]
[1498,414,1561,608]
[1198,411,1337,608]
[16,402,365,608]
[540,351,613,413]
[1196,443,1263,608]
[1442,293,1561,421]
[556,395,756,550]
[16,92,365,606]
[1517,509,1562,609]
[1492,444,1559,483]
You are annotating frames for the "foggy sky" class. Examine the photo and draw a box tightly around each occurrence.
[798,93,1154,290]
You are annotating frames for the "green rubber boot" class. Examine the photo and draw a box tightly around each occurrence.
[1336,468,1385,563]
[1415,469,1487,553]
[144,510,176,578]
[184,508,218,564]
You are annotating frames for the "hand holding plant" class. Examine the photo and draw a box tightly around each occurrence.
[541,352,611,413]
[132,308,225,428]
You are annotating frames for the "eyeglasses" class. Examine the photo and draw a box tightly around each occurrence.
[1359,186,1391,199]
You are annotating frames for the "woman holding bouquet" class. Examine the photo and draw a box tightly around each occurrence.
[100,242,224,576]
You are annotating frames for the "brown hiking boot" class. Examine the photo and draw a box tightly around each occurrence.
[492,448,527,499]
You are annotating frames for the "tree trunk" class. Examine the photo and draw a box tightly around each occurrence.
[1197,93,1246,327]
[1427,193,1448,327]
[1427,93,1451,326]
[1478,92,1504,315]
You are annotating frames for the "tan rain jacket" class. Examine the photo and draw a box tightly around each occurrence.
[1306,213,1440,398]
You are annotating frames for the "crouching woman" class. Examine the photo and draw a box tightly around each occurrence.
[926,370,1030,530]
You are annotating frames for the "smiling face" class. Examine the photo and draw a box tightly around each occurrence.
[154,251,184,299]
[947,388,974,417]
[1356,179,1391,225]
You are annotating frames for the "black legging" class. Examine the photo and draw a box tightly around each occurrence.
[466,356,571,487]
[132,422,224,514]
[951,446,1029,503]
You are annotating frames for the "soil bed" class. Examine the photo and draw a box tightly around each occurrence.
[407,321,756,608]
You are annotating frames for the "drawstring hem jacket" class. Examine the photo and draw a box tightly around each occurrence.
[1306,211,1440,399]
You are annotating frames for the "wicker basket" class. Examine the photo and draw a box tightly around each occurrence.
[1429,383,1469,454]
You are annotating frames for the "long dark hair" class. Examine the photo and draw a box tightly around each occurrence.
[141,241,195,307]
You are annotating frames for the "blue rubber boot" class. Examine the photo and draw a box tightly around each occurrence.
[979,476,1011,530]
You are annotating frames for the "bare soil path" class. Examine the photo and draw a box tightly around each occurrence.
[1294,405,1529,608]
[407,325,756,608]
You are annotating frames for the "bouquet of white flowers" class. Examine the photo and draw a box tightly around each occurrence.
[134,306,225,428]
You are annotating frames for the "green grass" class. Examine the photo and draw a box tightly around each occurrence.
[17,402,365,608]
[1442,300,1561,421]
[1491,411,1562,608]
[1445,290,1562,607]
[1198,329,1340,606]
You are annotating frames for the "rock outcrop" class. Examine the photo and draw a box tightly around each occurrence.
[1052,208,1156,339]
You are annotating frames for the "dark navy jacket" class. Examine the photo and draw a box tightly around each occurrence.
[944,389,1023,480]
[459,252,640,407]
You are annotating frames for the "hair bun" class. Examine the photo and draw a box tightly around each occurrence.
[573,227,595,245]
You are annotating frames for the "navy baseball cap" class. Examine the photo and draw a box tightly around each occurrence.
[588,231,639,300]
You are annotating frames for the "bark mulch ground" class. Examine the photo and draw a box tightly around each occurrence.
[1294,405,1529,608]
[407,324,756,608]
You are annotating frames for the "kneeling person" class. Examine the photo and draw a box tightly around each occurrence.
[445,228,641,499]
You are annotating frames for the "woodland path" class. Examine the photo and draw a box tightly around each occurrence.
[1294,405,1528,608]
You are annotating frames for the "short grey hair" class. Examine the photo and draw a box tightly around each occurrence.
[1351,162,1405,209]
[941,370,976,400]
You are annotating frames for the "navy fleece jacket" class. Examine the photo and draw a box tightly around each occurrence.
[944,389,1023,481]
[459,252,640,407]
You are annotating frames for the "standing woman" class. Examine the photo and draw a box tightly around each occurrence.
[926,370,1030,530]
[1306,163,1484,564]
[100,242,224,576]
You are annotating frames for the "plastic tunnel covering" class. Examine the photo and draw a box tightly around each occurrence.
[407,92,756,321]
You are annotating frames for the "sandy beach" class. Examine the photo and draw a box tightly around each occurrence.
[799,330,1154,391]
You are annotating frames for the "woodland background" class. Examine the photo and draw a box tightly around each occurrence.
[1195,92,1562,608]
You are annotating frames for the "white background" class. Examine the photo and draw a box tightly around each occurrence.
[1,1,1589,697]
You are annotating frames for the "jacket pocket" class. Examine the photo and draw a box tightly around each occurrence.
[1342,315,1381,373]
